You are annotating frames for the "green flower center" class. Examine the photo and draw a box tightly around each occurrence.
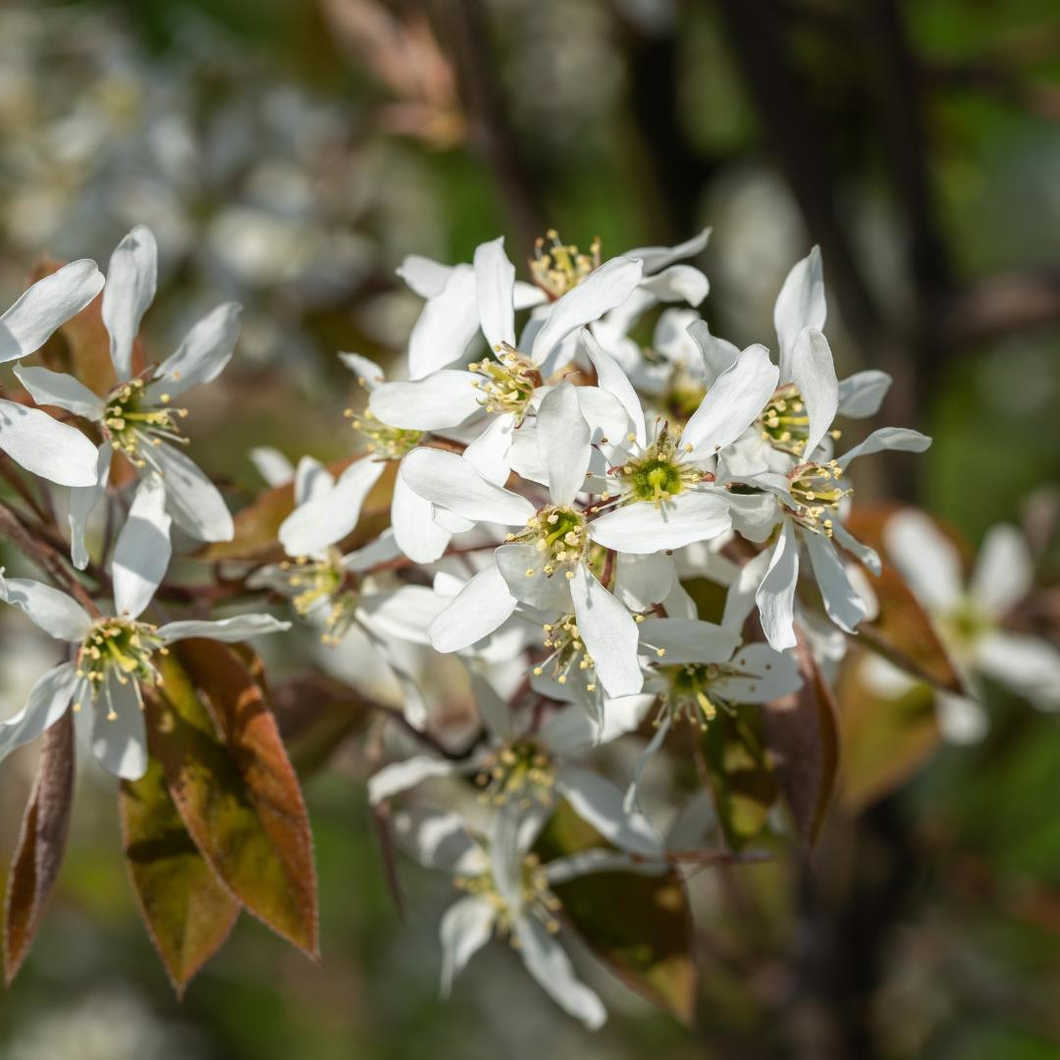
[529,229,601,300]
[75,616,166,716]
[612,422,703,507]
[656,662,736,730]
[103,377,188,469]
[508,505,588,578]
[345,408,422,460]
[275,551,359,646]
[476,739,555,808]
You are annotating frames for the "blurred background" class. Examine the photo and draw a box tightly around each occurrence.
[0,1,1058,1056]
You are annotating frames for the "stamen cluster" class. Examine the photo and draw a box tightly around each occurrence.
[529,230,601,300]
[454,851,563,937]
[468,344,541,423]
[104,377,188,468]
[75,617,167,717]
[475,739,555,808]
[786,461,851,536]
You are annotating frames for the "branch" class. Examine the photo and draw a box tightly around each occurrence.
[940,270,1060,348]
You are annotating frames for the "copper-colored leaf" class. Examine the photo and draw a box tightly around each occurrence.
[3,712,75,984]
[120,756,240,995]
[534,802,697,1024]
[148,643,318,957]
[200,456,394,563]
[841,505,963,693]
[762,634,840,847]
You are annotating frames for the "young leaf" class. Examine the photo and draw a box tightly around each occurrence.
[4,711,75,984]
[120,756,240,995]
[534,802,697,1024]
[701,710,777,851]
[148,643,319,958]
[762,634,840,847]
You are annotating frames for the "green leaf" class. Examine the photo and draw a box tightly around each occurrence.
[120,756,240,995]
[702,709,777,851]
[534,802,697,1024]
[147,642,318,957]
[4,712,75,984]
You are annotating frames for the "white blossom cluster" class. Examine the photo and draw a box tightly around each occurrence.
[1,223,1056,1028]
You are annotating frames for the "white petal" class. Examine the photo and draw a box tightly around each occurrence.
[249,446,294,487]
[790,328,838,459]
[683,343,778,458]
[836,427,931,470]
[358,585,447,645]
[397,254,451,298]
[727,491,782,544]
[294,455,333,506]
[514,281,548,310]
[429,565,518,653]
[13,364,106,419]
[756,521,799,650]
[0,397,100,487]
[0,260,104,364]
[713,643,803,702]
[970,524,1033,616]
[515,916,607,1030]
[368,754,464,804]
[537,382,591,506]
[112,474,171,619]
[625,227,711,274]
[883,509,963,612]
[102,225,158,379]
[613,551,673,610]
[774,245,825,381]
[91,673,148,779]
[575,385,634,450]
[589,491,732,554]
[368,371,480,431]
[338,351,386,389]
[391,469,451,563]
[393,806,485,874]
[0,662,77,763]
[531,256,643,365]
[639,264,709,306]
[976,632,1060,710]
[556,765,661,855]
[279,458,385,556]
[0,571,92,641]
[624,713,671,814]
[571,565,643,697]
[936,690,988,745]
[721,547,774,632]
[580,328,646,447]
[638,617,740,664]
[401,448,534,525]
[496,543,572,611]
[158,613,291,645]
[832,521,881,576]
[473,237,516,350]
[687,319,741,385]
[804,531,866,634]
[440,896,496,998]
[463,413,515,486]
[69,441,112,570]
[147,302,241,399]
[407,264,480,379]
[544,849,663,883]
[837,370,891,418]
[341,529,402,571]
[151,442,234,543]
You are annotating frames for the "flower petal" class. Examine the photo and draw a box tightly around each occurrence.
[0,259,104,364]
[13,364,106,419]
[407,263,480,379]
[790,327,838,459]
[571,565,643,697]
[147,302,241,400]
[970,524,1033,616]
[712,643,803,702]
[613,551,674,611]
[683,343,778,458]
[338,351,386,389]
[368,371,481,431]
[637,617,740,664]
[401,447,534,525]
[279,458,385,556]
[429,564,518,653]
[397,254,451,298]
[158,614,291,645]
[977,632,1060,711]
[112,474,171,620]
[837,370,891,418]
[580,328,646,447]
[537,382,591,506]
[151,442,234,543]
[687,319,741,385]
[832,521,881,576]
[69,441,112,570]
[625,227,711,274]
[936,690,988,745]
[463,411,515,484]
[0,571,92,641]
[293,455,334,506]
[774,245,825,381]
[803,531,867,634]
[835,427,931,470]
[623,712,671,814]
[495,542,572,611]
[358,585,447,645]
[368,754,466,804]
[756,521,799,650]
[0,397,100,487]
[0,662,77,764]
[393,807,485,874]
[391,467,451,563]
[882,509,963,612]
[91,673,148,779]
[473,237,516,350]
[589,491,732,554]
[102,225,158,379]
[440,896,496,998]
[556,765,661,856]
[531,256,643,365]
[638,264,709,306]
[248,446,294,487]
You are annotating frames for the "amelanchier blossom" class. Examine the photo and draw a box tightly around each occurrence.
[396,804,659,1029]
[0,475,288,779]
[873,512,1060,740]
[0,258,105,486]
[15,225,242,567]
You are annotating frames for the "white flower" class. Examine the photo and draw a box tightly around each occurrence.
[0,259,105,486]
[0,476,289,779]
[876,511,1060,738]
[396,804,660,1029]
[14,226,241,567]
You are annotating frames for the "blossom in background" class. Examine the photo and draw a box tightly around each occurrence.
[868,512,1060,741]
[0,259,104,485]
[15,225,241,566]
[396,804,659,1029]
[0,474,288,778]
